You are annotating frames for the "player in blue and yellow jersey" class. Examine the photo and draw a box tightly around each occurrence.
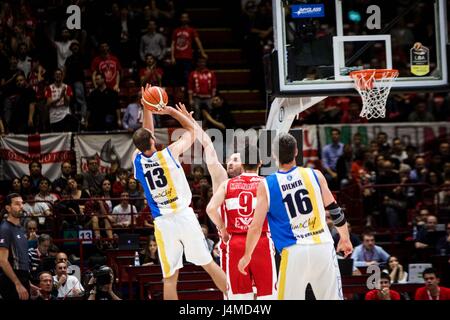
[132,95,226,300]
[238,133,353,300]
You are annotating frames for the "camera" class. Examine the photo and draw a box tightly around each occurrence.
[93,265,112,286]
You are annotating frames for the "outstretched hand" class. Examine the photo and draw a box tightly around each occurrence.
[175,102,194,121]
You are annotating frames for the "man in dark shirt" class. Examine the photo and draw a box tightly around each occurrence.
[34,271,57,300]
[4,73,36,134]
[52,161,73,195]
[436,222,450,255]
[201,95,233,132]
[65,40,87,126]
[87,73,120,131]
[82,157,105,196]
[415,215,444,250]
[0,193,30,300]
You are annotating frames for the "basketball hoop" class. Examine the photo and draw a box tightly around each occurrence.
[350,69,399,119]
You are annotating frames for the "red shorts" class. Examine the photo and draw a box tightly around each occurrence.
[222,233,277,298]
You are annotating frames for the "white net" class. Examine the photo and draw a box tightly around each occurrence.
[350,69,399,119]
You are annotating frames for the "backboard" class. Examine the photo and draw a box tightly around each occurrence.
[273,0,449,96]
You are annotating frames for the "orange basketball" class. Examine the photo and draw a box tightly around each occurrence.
[141,86,168,111]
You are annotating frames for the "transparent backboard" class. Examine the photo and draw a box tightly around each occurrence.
[274,0,448,96]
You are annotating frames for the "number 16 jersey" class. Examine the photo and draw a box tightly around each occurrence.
[134,148,192,218]
[263,166,333,252]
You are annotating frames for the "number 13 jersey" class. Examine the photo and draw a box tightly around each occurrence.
[263,166,333,252]
[134,148,192,218]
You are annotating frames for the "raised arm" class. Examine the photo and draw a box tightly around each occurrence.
[238,182,268,275]
[176,105,227,192]
[141,85,154,132]
[161,103,197,159]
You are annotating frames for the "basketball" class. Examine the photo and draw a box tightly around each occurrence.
[141,85,168,111]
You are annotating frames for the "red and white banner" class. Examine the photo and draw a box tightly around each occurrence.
[74,129,172,173]
[0,133,73,180]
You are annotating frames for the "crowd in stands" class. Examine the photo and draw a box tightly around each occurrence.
[0,0,235,135]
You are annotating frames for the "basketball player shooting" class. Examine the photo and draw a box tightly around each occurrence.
[132,92,226,300]
[238,133,353,300]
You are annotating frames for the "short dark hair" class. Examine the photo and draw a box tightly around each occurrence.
[362,232,374,240]
[5,193,21,206]
[49,244,59,253]
[61,161,71,168]
[422,267,438,278]
[133,128,154,152]
[273,133,297,165]
[117,168,128,176]
[54,68,63,74]
[193,166,204,174]
[145,53,156,60]
[380,273,391,282]
[331,128,340,135]
[39,177,51,185]
[38,271,53,280]
[240,141,260,170]
[38,234,52,244]
[28,160,42,170]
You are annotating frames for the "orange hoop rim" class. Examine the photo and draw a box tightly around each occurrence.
[350,69,399,80]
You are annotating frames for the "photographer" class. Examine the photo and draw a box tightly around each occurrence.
[87,265,121,300]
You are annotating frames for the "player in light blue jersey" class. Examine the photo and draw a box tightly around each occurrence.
[238,133,353,300]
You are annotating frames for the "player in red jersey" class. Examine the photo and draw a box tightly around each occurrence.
[206,142,277,300]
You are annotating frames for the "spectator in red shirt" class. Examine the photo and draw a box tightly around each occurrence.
[139,54,163,87]
[111,168,129,199]
[415,268,450,300]
[91,42,122,92]
[171,13,207,85]
[365,273,401,300]
[188,57,216,120]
